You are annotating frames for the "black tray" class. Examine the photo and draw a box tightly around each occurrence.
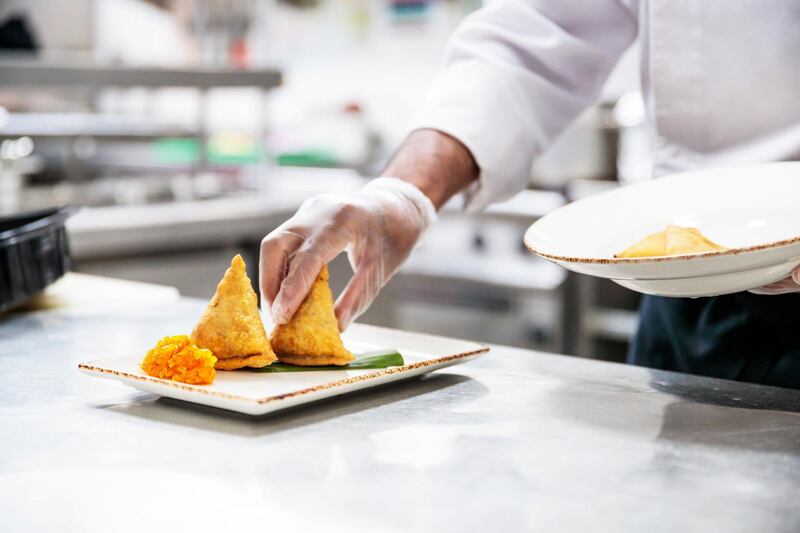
[0,206,75,312]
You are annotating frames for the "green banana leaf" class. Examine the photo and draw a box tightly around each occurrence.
[247,349,404,373]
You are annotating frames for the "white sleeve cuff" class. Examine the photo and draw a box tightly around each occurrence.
[407,60,537,213]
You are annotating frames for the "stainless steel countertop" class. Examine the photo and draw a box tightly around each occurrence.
[1,294,799,532]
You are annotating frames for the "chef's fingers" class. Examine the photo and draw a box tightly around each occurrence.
[792,266,800,285]
[271,229,350,324]
[749,275,800,295]
[259,230,305,308]
[334,260,384,331]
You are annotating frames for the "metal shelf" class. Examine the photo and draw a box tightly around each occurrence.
[0,57,282,175]
[0,58,281,89]
[0,112,195,139]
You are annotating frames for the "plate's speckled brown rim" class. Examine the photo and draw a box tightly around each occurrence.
[78,344,489,405]
[524,232,800,265]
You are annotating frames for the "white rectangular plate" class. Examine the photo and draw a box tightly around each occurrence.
[78,324,489,415]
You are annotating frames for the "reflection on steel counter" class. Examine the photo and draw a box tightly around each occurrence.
[3,290,799,532]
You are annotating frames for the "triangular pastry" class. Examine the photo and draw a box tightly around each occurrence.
[270,265,355,366]
[192,254,277,369]
[615,229,667,258]
[616,225,727,258]
[664,225,727,255]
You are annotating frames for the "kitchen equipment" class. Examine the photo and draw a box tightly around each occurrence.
[0,206,74,312]
[524,162,800,297]
[79,323,488,416]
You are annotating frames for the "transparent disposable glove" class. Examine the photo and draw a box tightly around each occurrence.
[260,177,437,331]
[749,266,800,295]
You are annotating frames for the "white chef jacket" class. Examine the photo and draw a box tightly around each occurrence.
[410,0,800,211]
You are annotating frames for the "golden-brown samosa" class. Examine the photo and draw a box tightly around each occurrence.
[192,254,277,370]
[664,225,727,255]
[615,229,667,258]
[270,265,355,366]
[615,225,727,258]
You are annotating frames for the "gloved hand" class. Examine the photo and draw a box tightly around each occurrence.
[749,266,800,295]
[260,177,437,331]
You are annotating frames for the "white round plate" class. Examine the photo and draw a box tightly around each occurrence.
[524,162,800,297]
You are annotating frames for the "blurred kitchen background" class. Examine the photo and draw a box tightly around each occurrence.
[0,0,654,362]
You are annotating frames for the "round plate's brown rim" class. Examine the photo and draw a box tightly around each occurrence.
[78,345,490,405]
[524,233,800,265]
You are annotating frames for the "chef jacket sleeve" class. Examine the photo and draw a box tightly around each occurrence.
[409,0,639,211]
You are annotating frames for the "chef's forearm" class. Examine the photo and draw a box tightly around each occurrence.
[382,128,479,210]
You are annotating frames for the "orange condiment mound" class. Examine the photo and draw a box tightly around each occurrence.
[140,335,217,385]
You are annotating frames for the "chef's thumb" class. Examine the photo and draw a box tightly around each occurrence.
[259,231,304,308]
[272,236,346,324]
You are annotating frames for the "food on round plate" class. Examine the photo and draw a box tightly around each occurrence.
[140,335,217,385]
[192,254,277,370]
[616,225,728,258]
[270,265,355,366]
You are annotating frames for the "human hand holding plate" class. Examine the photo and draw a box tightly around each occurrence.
[750,267,800,295]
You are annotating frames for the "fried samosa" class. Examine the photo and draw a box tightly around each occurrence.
[615,225,727,258]
[664,225,727,255]
[192,254,277,370]
[614,229,667,258]
[270,265,355,366]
